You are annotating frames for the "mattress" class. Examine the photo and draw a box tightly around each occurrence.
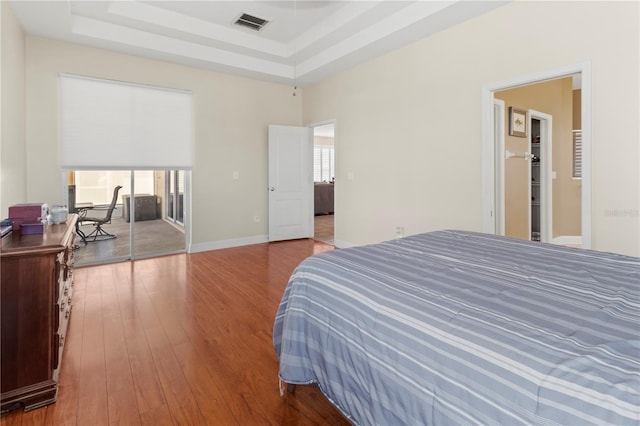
[273,230,640,425]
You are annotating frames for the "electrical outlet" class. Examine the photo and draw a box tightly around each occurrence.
[253,216,260,223]
[395,226,404,238]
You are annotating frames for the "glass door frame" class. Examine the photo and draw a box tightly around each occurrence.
[166,170,185,227]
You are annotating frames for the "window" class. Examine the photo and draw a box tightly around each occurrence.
[60,74,193,169]
[60,75,191,265]
[573,130,582,179]
[314,146,335,182]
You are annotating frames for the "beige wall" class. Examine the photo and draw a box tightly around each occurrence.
[303,1,639,256]
[1,2,27,217]
[496,77,580,240]
[24,37,302,247]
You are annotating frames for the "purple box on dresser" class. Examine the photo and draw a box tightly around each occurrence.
[8,203,48,231]
[8,203,47,219]
[20,223,44,235]
[9,217,38,231]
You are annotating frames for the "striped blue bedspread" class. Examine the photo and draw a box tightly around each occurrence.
[273,230,640,425]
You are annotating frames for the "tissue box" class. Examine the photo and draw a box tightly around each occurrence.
[8,203,48,231]
[9,203,48,219]
[20,222,44,235]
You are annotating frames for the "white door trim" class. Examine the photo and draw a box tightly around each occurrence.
[481,61,591,249]
[493,98,506,236]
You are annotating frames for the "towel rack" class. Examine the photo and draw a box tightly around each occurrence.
[505,150,533,160]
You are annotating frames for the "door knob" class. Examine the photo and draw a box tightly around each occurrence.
[269,187,275,191]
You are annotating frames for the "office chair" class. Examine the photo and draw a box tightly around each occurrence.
[78,185,123,243]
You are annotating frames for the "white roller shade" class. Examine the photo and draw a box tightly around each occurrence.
[60,74,193,169]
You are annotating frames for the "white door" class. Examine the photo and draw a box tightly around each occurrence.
[268,125,313,242]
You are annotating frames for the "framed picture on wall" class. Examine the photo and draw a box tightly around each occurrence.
[509,107,527,137]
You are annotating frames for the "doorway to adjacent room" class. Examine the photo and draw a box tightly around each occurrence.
[312,122,335,245]
[482,63,591,249]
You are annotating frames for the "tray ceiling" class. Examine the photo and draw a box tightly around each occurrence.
[10,1,507,85]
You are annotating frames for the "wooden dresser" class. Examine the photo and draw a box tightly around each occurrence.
[0,214,77,412]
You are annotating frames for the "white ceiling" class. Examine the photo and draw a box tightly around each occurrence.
[10,0,507,86]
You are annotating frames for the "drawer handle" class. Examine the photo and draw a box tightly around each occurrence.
[60,302,65,312]
[65,308,71,319]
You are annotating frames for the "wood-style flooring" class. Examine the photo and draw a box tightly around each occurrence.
[313,214,334,246]
[1,239,350,426]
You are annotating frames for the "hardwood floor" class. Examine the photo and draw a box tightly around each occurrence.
[313,214,334,246]
[1,239,349,425]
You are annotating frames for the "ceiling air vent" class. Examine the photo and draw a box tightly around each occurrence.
[234,13,269,31]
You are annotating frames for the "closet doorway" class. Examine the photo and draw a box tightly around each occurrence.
[482,63,590,248]
[311,121,336,245]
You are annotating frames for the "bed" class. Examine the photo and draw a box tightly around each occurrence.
[273,230,640,425]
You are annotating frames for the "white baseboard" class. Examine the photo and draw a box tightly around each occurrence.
[190,235,361,253]
[189,234,269,253]
[552,235,582,246]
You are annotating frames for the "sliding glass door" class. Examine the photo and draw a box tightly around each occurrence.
[68,169,188,266]
[59,74,193,266]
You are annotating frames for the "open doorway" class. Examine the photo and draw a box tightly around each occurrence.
[482,63,591,249]
[312,122,335,245]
